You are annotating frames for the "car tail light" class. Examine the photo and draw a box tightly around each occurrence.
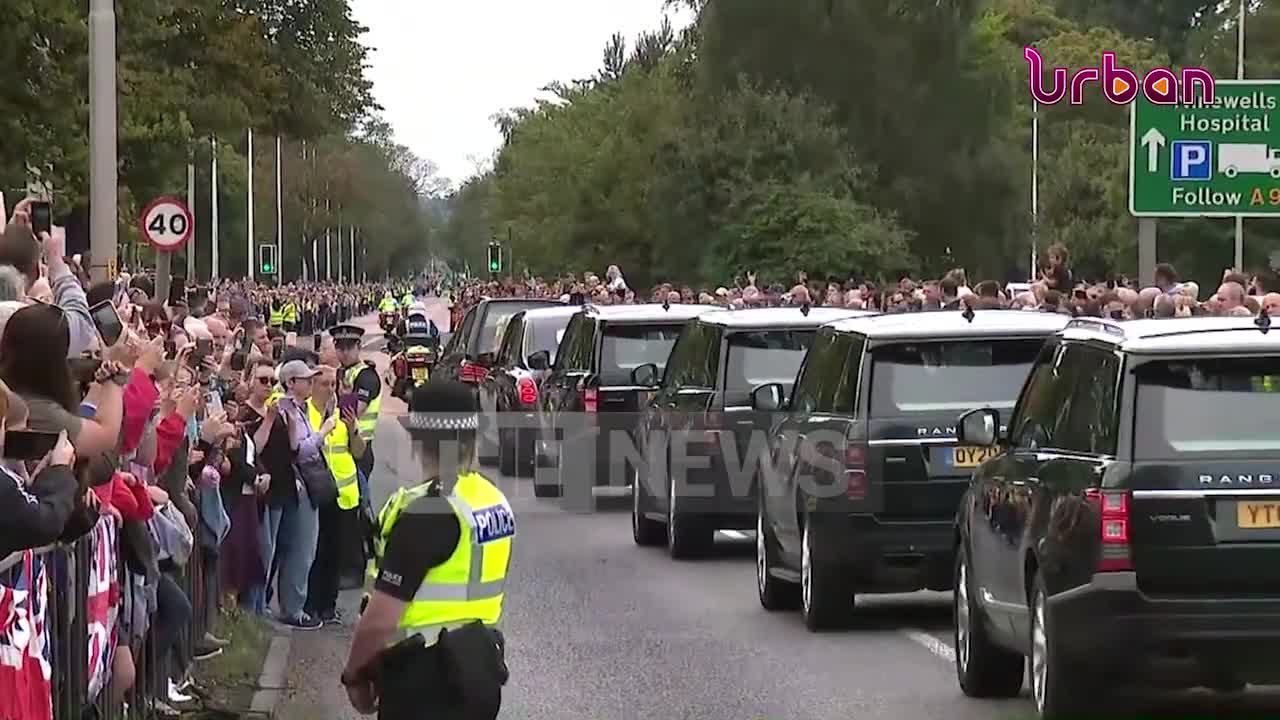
[583,387,598,413]
[845,442,868,500]
[1086,488,1132,571]
[460,360,487,384]
[517,377,538,406]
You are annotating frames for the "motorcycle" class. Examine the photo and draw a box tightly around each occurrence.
[389,333,440,401]
[378,310,399,335]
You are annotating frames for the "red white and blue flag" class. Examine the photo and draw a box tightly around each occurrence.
[86,518,119,702]
[0,550,52,720]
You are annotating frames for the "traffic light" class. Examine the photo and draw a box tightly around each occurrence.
[259,244,277,275]
[487,242,501,274]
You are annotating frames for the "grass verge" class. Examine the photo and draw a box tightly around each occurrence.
[186,606,272,718]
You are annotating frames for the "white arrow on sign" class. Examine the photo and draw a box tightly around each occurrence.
[1141,128,1166,173]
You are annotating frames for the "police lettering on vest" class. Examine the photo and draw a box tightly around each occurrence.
[472,504,516,544]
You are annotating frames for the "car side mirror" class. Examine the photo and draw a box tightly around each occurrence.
[958,408,1000,447]
[631,363,660,387]
[527,350,551,371]
[751,383,786,412]
[476,352,496,367]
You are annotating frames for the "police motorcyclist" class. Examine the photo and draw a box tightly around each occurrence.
[378,292,399,314]
[396,301,440,340]
[340,381,511,719]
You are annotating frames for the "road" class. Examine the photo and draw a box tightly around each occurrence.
[273,299,1280,720]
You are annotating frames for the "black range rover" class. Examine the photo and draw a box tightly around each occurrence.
[753,309,1068,631]
[954,315,1280,719]
[632,306,873,558]
[534,303,717,504]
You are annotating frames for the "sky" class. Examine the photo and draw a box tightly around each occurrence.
[351,0,693,187]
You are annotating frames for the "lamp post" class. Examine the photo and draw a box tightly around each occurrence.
[88,0,118,283]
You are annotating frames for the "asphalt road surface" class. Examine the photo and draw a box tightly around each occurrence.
[273,299,1280,720]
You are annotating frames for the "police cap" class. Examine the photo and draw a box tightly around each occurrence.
[400,379,479,433]
[329,323,365,346]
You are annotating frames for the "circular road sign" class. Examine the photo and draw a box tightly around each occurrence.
[139,197,193,252]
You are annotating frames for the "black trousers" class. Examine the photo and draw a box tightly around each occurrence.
[377,644,501,720]
[305,501,343,616]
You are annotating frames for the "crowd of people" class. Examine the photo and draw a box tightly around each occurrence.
[446,246,1280,321]
[0,197,410,717]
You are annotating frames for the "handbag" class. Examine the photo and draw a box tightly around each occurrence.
[295,443,337,507]
[149,502,194,567]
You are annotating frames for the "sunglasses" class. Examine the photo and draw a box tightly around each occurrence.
[254,376,274,385]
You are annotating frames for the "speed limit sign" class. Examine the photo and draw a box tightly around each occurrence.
[139,197,193,252]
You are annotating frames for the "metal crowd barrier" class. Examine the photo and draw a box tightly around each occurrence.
[0,526,216,720]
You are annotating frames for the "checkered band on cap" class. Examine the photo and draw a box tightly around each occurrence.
[407,411,478,431]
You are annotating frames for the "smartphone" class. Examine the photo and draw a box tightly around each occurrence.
[313,334,322,353]
[271,337,284,362]
[168,278,187,308]
[206,390,223,416]
[89,300,124,347]
[338,393,359,417]
[4,430,60,460]
[30,201,51,237]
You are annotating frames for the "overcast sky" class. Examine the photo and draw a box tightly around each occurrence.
[351,1,692,187]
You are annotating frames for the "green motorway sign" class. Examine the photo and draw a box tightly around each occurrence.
[1129,80,1280,217]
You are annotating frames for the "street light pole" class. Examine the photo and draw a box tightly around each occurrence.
[88,0,118,283]
[1234,0,1246,271]
[1031,101,1039,281]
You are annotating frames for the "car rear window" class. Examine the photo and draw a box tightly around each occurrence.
[869,338,1044,415]
[599,324,683,386]
[1135,356,1280,457]
[527,315,574,361]
[724,330,815,406]
[478,302,557,356]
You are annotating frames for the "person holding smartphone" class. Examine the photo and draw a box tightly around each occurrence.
[0,376,80,557]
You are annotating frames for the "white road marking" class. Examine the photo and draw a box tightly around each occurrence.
[902,628,955,664]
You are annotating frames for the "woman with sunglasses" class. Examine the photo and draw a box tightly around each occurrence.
[238,357,295,617]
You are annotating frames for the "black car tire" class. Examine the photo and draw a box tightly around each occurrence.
[632,467,664,547]
[498,428,517,477]
[1030,573,1094,719]
[800,518,851,632]
[756,500,800,611]
[954,544,1023,698]
[667,474,713,559]
[513,428,536,478]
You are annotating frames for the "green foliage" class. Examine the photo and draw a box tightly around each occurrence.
[0,0,429,282]
[450,0,1280,286]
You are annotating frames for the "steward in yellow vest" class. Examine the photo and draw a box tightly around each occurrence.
[302,371,367,624]
[282,300,299,331]
[341,380,509,720]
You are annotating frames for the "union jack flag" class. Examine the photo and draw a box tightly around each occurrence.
[0,550,52,720]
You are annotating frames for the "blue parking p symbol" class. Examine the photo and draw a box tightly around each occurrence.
[1171,141,1212,181]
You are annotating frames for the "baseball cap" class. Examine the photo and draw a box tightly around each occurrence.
[278,359,319,384]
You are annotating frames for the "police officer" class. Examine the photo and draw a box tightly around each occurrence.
[340,381,511,720]
[396,301,439,339]
[330,323,382,585]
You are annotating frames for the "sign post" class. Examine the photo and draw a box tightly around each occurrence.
[1129,80,1280,285]
[140,197,194,304]
[1130,80,1280,217]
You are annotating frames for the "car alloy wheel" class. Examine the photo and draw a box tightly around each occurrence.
[955,556,971,674]
[1031,589,1048,714]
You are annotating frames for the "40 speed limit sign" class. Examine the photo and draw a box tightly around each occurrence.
[139,197,193,252]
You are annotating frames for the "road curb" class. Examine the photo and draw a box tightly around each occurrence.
[249,632,293,717]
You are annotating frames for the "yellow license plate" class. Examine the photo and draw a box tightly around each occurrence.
[412,367,428,381]
[1237,502,1280,528]
[951,446,998,468]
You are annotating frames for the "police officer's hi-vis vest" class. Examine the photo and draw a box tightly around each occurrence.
[269,305,284,327]
[307,399,360,510]
[368,472,514,645]
[344,363,381,442]
[282,302,298,325]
